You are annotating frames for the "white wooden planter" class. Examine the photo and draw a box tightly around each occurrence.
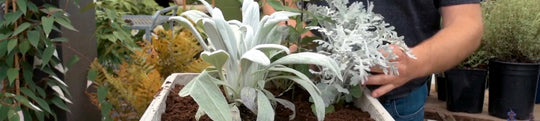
[140,73,199,121]
[354,87,395,121]
[140,73,394,121]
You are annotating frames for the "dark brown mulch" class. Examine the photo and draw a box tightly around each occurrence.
[274,88,374,121]
[162,85,374,121]
[161,85,211,121]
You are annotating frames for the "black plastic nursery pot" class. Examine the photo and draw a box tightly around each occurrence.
[488,60,540,120]
[435,73,447,101]
[536,71,540,104]
[445,68,487,113]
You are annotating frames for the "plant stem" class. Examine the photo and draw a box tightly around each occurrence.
[182,0,186,10]
[12,0,21,107]
[15,55,19,95]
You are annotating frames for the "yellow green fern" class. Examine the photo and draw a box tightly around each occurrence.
[151,28,209,76]
[87,28,209,120]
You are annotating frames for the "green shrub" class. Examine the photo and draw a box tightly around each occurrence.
[0,0,77,120]
[93,0,161,68]
[483,0,540,63]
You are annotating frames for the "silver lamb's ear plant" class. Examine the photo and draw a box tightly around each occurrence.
[170,0,342,121]
[306,0,416,106]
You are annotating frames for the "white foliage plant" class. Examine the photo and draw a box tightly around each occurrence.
[169,0,342,121]
[306,0,416,105]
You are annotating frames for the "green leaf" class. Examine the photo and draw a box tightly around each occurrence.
[7,39,17,54]
[80,2,96,12]
[42,16,54,37]
[349,85,363,98]
[0,106,8,121]
[51,97,70,112]
[252,44,290,58]
[241,49,271,70]
[27,30,40,47]
[241,87,257,112]
[41,45,56,68]
[256,90,274,121]
[271,52,342,81]
[325,105,335,113]
[185,72,232,121]
[267,0,285,11]
[7,109,19,121]
[0,33,9,40]
[266,0,300,12]
[268,76,325,121]
[6,52,14,67]
[54,17,77,31]
[0,66,7,81]
[22,63,33,83]
[97,86,108,103]
[100,102,112,117]
[200,50,230,70]
[35,87,46,98]
[27,2,38,12]
[19,40,30,55]
[17,0,28,14]
[275,98,296,120]
[87,69,98,81]
[0,40,7,57]
[7,68,19,85]
[35,110,45,121]
[15,95,42,112]
[20,88,52,114]
[3,11,23,25]
[51,37,68,42]
[50,85,72,104]
[66,56,79,68]
[195,107,207,121]
[12,22,31,36]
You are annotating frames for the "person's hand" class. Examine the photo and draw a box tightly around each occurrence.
[364,45,423,98]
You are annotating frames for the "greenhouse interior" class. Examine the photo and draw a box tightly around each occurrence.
[0,0,539,121]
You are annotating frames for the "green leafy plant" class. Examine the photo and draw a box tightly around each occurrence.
[483,0,540,63]
[457,47,488,69]
[171,0,342,120]
[0,0,77,121]
[92,0,161,68]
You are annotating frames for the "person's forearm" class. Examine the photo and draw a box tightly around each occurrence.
[409,3,483,77]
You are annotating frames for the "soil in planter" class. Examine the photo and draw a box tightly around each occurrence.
[163,85,374,121]
[161,85,211,121]
[273,87,375,121]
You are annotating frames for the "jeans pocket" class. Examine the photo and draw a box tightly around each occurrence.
[392,101,424,120]
[392,84,427,120]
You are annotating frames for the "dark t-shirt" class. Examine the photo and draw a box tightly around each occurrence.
[309,0,481,100]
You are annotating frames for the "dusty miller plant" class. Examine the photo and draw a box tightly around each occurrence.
[306,0,415,106]
[170,0,341,121]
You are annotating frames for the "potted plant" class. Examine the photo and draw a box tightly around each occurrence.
[444,48,489,113]
[305,0,415,120]
[483,0,540,119]
[0,0,77,120]
[435,72,447,101]
[142,0,343,120]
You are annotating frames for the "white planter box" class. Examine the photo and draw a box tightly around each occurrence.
[140,73,394,121]
[354,87,395,121]
[140,73,199,121]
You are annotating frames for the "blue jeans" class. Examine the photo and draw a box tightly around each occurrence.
[380,84,427,121]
